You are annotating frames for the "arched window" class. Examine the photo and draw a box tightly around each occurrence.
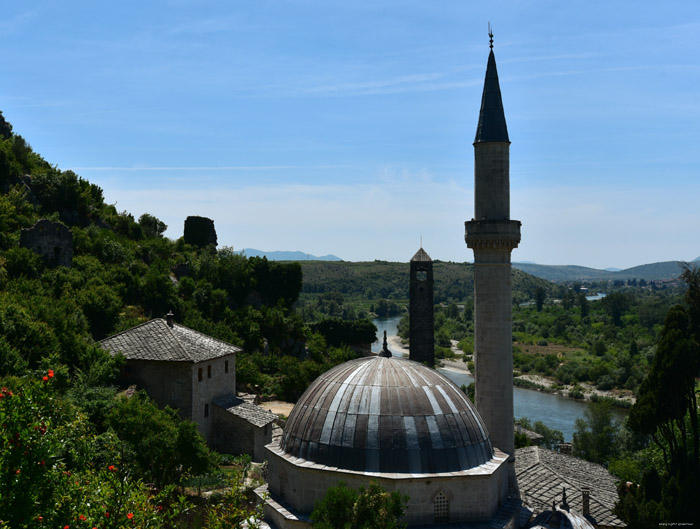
[434,491,450,523]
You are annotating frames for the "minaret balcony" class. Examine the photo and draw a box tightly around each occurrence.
[465,219,521,250]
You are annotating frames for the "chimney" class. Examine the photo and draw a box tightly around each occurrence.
[165,311,174,328]
[582,487,590,517]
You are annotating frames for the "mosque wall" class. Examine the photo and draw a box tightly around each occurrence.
[266,447,510,526]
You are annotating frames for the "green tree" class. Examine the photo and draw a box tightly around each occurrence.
[573,400,619,465]
[311,481,408,529]
[138,212,167,238]
[578,292,589,318]
[106,391,214,487]
[534,287,546,312]
[0,110,12,140]
[603,291,629,326]
[617,269,700,524]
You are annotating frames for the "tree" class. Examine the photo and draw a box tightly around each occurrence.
[311,481,408,529]
[573,400,619,465]
[617,266,700,524]
[602,291,629,326]
[0,110,12,140]
[578,293,589,318]
[106,391,214,487]
[534,287,546,312]
[138,213,167,238]
[517,418,564,450]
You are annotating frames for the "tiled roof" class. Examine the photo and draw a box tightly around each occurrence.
[411,247,432,262]
[213,394,278,427]
[100,318,240,363]
[516,446,625,528]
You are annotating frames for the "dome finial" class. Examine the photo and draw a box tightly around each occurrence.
[488,22,494,49]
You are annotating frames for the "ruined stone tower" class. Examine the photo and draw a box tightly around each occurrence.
[465,34,521,460]
[409,247,434,366]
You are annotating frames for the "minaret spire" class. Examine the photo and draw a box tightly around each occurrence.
[465,34,521,492]
[474,30,509,145]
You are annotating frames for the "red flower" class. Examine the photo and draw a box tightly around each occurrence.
[79,514,86,521]
[42,376,48,382]
[15,469,20,475]
[127,513,134,520]
[108,465,116,471]
[105,512,110,518]
[48,369,54,378]
[64,525,70,529]
[37,516,43,522]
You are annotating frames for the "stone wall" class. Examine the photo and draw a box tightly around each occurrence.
[265,445,510,527]
[191,354,236,441]
[183,216,217,248]
[19,219,73,268]
[211,409,272,461]
[120,360,193,420]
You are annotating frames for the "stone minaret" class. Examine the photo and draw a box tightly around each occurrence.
[465,33,521,460]
[409,247,434,365]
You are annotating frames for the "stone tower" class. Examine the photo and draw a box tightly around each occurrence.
[465,35,521,460]
[409,247,434,365]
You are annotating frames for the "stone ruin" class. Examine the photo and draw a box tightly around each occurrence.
[19,219,73,268]
[183,216,217,248]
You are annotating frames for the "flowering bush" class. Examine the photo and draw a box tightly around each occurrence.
[0,371,187,528]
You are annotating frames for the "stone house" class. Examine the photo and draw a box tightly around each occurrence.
[100,313,276,460]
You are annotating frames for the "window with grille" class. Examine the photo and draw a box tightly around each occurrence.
[434,492,450,523]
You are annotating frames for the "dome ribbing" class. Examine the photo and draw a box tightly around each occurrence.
[280,357,493,474]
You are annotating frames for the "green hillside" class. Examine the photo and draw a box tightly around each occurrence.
[514,260,689,282]
[300,260,555,305]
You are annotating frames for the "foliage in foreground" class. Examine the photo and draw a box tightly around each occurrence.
[0,371,187,528]
[311,481,408,529]
[613,266,700,525]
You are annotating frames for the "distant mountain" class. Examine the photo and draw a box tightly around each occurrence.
[512,260,692,282]
[240,248,342,261]
[694,256,700,262]
[604,267,622,272]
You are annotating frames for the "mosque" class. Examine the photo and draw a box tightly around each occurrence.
[256,35,601,528]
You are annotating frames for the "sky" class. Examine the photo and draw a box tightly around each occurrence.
[1,1,699,269]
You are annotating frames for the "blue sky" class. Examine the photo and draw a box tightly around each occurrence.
[2,1,699,269]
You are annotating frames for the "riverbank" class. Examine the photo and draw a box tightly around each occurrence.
[513,374,634,407]
[435,356,634,408]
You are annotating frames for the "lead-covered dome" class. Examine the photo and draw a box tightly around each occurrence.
[280,356,493,474]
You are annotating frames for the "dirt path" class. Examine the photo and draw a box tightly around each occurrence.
[260,400,294,417]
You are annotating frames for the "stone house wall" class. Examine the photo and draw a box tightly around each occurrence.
[121,353,236,445]
[210,408,272,462]
[190,353,236,442]
[121,360,193,420]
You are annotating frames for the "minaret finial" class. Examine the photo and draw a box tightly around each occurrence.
[488,22,494,49]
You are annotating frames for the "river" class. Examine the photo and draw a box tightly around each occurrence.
[372,316,626,441]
